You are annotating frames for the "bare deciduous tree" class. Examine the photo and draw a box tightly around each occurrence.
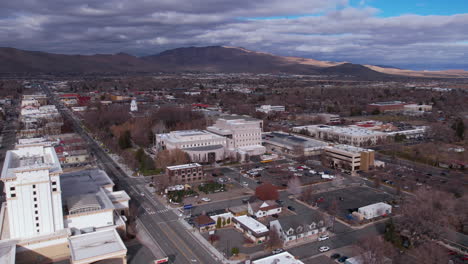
[287,176,302,197]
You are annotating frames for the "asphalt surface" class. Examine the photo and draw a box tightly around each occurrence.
[42,84,221,264]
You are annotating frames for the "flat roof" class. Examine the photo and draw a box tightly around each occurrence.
[1,144,62,180]
[166,163,202,170]
[60,169,114,196]
[234,215,268,234]
[264,132,328,149]
[253,252,304,264]
[327,144,372,154]
[69,229,126,263]
[295,125,385,137]
[0,240,16,264]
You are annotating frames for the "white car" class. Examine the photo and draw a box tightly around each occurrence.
[319,246,330,252]
[242,182,249,187]
[201,197,211,202]
[318,234,329,241]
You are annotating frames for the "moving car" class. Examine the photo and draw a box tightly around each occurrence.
[319,246,330,252]
[318,234,329,241]
[272,248,284,254]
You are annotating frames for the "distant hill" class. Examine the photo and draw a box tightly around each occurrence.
[1,46,467,78]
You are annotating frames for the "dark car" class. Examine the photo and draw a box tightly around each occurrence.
[242,198,250,204]
[272,214,279,218]
[276,200,284,205]
[331,253,341,259]
[256,180,263,184]
[287,206,295,211]
[338,256,348,263]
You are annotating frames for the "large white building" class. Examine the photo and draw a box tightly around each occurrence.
[207,115,266,157]
[293,125,387,147]
[155,130,227,162]
[256,105,285,114]
[1,142,64,239]
[0,143,129,264]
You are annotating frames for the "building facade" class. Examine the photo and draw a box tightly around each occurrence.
[293,125,387,147]
[207,115,266,156]
[165,163,205,184]
[155,130,227,162]
[324,145,375,172]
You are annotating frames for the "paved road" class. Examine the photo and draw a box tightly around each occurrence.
[42,84,221,264]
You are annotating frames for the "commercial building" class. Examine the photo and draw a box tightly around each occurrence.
[357,202,392,220]
[317,113,340,124]
[366,101,406,113]
[165,163,206,184]
[232,215,269,243]
[263,132,328,156]
[293,125,387,147]
[19,96,63,139]
[403,104,432,112]
[256,105,285,114]
[207,114,266,157]
[155,130,227,163]
[0,143,129,264]
[324,145,375,172]
[252,251,304,264]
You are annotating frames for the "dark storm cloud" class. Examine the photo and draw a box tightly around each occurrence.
[0,0,467,69]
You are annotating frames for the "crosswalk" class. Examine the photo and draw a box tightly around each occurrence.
[144,207,172,215]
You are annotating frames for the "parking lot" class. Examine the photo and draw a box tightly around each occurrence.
[309,186,394,220]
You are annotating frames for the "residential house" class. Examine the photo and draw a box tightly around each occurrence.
[247,200,282,218]
[270,215,328,246]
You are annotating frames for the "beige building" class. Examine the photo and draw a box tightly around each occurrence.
[324,144,375,172]
[155,130,227,163]
[293,125,387,147]
[207,115,266,157]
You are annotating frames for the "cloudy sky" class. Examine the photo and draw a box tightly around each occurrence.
[1,0,467,70]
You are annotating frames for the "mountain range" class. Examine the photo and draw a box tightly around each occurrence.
[1,45,467,78]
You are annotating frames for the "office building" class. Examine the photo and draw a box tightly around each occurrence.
[165,163,205,184]
[293,125,387,147]
[324,144,375,172]
[0,143,129,264]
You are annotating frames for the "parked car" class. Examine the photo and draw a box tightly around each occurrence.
[242,198,250,204]
[287,206,295,211]
[319,246,330,252]
[275,200,284,205]
[201,197,211,202]
[272,248,284,254]
[256,180,263,184]
[330,253,341,259]
[318,234,329,241]
[338,256,349,263]
[242,182,249,187]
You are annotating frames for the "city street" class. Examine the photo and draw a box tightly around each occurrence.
[42,84,222,264]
